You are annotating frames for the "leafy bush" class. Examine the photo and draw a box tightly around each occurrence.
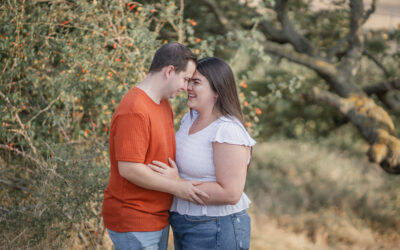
[0,0,214,248]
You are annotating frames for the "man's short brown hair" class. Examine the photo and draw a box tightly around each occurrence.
[149,43,197,73]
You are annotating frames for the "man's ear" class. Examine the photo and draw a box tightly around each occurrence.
[163,65,175,79]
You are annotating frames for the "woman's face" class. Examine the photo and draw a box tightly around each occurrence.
[187,70,217,112]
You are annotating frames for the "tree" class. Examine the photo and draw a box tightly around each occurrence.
[185,0,400,174]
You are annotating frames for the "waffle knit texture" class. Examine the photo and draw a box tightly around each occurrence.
[102,87,175,232]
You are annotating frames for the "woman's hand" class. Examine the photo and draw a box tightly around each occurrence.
[148,158,180,180]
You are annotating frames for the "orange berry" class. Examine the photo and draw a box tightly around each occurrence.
[61,59,66,63]
[105,89,108,94]
[244,101,248,107]
[150,9,156,13]
[84,129,90,136]
[113,43,117,49]
[61,21,69,26]
[8,143,12,150]
[256,108,262,115]
[111,99,115,104]
[25,125,29,129]
[240,81,247,88]
[195,38,201,43]
[245,122,252,128]
[194,49,200,54]
[105,127,109,132]
[190,19,197,26]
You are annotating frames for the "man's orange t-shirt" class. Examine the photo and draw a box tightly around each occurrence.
[102,87,176,232]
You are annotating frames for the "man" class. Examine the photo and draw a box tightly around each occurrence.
[102,43,207,250]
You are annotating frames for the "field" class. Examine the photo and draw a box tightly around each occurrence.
[246,128,400,249]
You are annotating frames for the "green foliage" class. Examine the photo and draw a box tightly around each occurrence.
[0,0,217,248]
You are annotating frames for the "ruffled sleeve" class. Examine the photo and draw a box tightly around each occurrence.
[211,117,256,147]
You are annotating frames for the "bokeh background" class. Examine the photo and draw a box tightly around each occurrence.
[1,0,399,249]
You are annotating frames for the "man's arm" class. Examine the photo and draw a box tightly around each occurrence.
[148,144,249,205]
[118,161,208,205]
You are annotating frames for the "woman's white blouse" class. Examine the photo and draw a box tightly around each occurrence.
[170,111,256,216]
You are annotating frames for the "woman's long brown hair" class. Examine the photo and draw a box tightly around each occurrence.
[196,57,245,128]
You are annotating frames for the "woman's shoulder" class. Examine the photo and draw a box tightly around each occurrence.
[212,115,256,146]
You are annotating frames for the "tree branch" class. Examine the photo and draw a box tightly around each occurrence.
[199,0,234,31]
[363,0,377,24]
[363,50,391,78]
[363,78,400,96]
[27,92,62,125]
[274,0,314,55]
[0,144,44,168]
[339,0,364,78]
[0,91,38,155]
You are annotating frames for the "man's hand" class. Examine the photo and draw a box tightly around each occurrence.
[148,158,209,205]
[148,158,180,180]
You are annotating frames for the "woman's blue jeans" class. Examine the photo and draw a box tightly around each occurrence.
[170,209,251,250]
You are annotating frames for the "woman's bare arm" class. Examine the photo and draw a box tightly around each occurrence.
[194,143,249,205]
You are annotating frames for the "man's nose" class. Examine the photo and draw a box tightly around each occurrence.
[181,81,188,91]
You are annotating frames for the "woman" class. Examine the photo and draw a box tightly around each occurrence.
[150,57,255,250]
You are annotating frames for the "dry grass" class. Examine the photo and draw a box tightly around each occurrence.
[246,137,400,250]
[4,134,399,250]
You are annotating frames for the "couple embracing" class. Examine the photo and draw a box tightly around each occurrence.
[102,43,256,250]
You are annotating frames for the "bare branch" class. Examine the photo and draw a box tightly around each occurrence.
[363,0,377,24]
[327,34,349,60]
[27,92,62,125]
[259,19,287,43]
[274,0,314,55]
[0,91,38,155]
[363,50,390,78]
[363,78,400,96]
[348,0,364,50]
[304,87,351,113]
[199,0,234,31]
[0,144,43,168]
[262,41,337,81]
